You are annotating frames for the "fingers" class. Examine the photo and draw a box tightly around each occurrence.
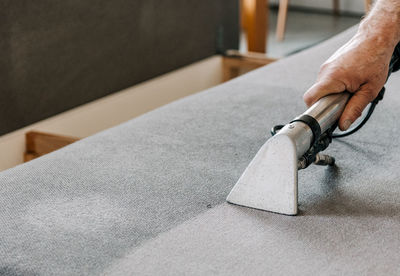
[304,80,380,131]
[303,79,346,107]
[338,84,377,131]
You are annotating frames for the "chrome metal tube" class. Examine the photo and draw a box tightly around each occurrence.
[277,93,350,158]
[304,92,351,134]
[278,121,313,158]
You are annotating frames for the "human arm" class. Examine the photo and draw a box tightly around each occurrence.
[303,0,400,130]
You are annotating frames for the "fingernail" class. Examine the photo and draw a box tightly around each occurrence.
[343,120,352,131]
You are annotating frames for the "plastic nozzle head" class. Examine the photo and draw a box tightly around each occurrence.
[227,134,298,215]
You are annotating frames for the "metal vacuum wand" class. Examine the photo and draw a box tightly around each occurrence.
[227,43,400,215]
[277,92,351,170]
[225,92,356,215]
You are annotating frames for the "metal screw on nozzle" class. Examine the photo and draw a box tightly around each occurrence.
[297,153,335,170]
[313,153,335,166]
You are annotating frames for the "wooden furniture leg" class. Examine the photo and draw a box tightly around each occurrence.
[242,0,268,53]
[333,0,340,15]
[276,0,289,41]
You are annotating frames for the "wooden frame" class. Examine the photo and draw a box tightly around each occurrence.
[24,131,80,162]
[18,50,275,162]
[21,53,276,162]
[223,50,276,81]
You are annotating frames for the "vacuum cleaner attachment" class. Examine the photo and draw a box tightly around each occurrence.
[227,93,349,215]
[227,43,400,215]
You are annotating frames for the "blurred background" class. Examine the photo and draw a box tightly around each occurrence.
[241,0,368,57]
[0,0,371,170]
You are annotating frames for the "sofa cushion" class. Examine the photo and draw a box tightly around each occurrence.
[1,26,400,275]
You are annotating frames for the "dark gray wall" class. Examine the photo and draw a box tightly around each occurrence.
[0,0,239,135]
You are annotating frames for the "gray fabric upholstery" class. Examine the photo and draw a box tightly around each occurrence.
[0,0,238,135]
[1,26,400,275]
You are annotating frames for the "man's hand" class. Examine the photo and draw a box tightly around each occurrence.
[303,0,400,131]
[303,34,393,130]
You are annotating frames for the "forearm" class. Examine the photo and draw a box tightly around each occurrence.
[304,0,400,130]
[358,0,400,49]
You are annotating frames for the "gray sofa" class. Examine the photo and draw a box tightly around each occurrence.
[1,26,400,275]
[0,0,238,135]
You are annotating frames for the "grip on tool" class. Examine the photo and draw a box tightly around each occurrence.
[290,114,321,146]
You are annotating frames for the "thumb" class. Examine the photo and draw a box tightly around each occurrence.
[338,84,378,131]
[303,79,346,107]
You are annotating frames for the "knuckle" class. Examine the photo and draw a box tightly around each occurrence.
[314,80,332,92]
[319,62,329,72]
[303,92,313,106]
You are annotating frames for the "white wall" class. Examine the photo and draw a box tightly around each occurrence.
[270,0,371,14]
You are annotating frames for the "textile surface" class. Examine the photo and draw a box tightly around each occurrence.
[1,26,400,275]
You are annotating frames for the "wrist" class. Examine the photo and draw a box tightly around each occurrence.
[357,19,399,51]
[358,2,400,49]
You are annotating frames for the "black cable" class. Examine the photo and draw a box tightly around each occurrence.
[331,102,376,138]
[270,100,377,138]
[270,41,400,140]
[271,87,385,138]
[271,101,377,139]
[270,124,284,136]
[332,86,385,138]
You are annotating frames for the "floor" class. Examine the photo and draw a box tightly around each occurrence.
[240,7,362,58]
